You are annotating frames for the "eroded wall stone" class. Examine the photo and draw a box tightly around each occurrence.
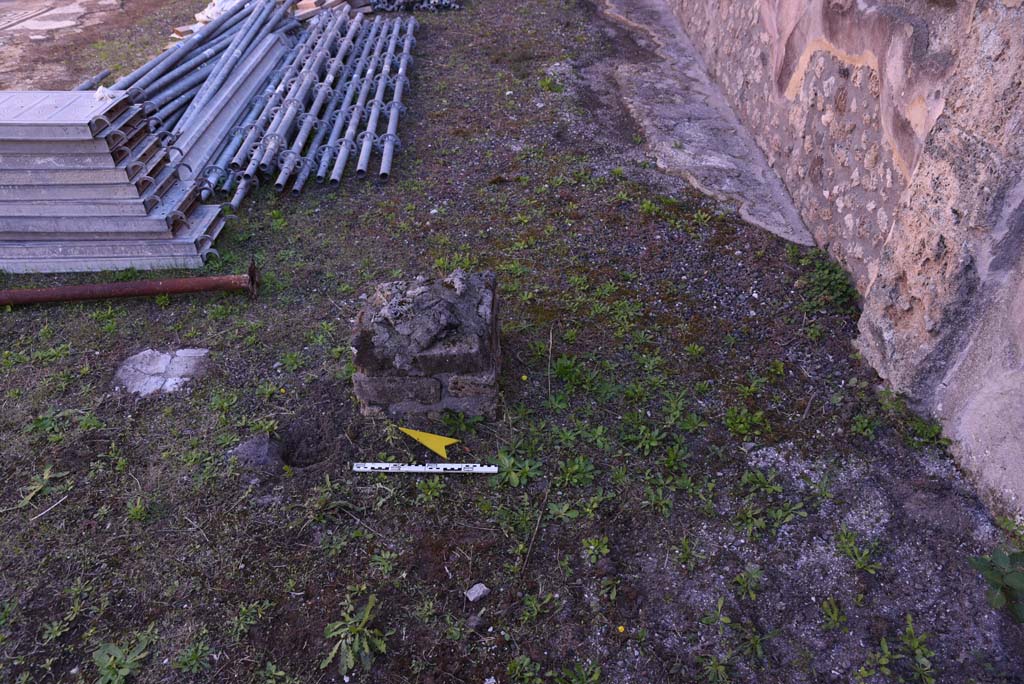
[662,0,1024,511]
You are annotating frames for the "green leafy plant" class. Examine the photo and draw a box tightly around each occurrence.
[582,536,609,564]
[547,501,579,522]
[797,249,858,314]
[820,597,847,631]
[415,476,446,505]
[370,550,398,577]
[970,547,1024,623]
[539,76,564,93]
[230,600,273,642]
[548,661,601,684]
[733,505,767,540]
[700,597,732,635]
[738,625,777,660]
[851,413,877,439]
[673,535,705,570]
[556,456,596,488]
[172,635,212,674]
[732,564,763,601]
[699,653,731,683]
[904,416,951,449]
[441,410,483,435]
[767,501,807,533]
[724,406,770,438]
[492,449,542,488]
[899,614,936,684]
[855,638,900,683]
[837,525,882,574]
[740,469,782,498]
[280,351,305,372]
[507,654,544,684]
[2,465,69,512]
[520,592,556,624]
[93,633,154,684]
[320,594,389,676]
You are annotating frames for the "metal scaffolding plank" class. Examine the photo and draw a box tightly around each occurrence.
[0,206,223,259]
[0,152,118,170]
[0,168,138,185]
[0,183,142,201]
[0,199,150,217]
[0,254,205,274]
[0,91,131,139]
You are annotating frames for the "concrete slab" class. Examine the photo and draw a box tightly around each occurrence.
[113,348,209,397]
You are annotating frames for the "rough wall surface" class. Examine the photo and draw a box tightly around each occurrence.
[662,0,1024,511]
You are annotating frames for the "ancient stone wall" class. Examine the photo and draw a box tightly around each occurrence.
[663,0,1024,511]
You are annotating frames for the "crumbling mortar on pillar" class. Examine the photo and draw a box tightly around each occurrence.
[351,269,500,419]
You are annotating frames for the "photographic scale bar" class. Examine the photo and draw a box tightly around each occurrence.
[352,462,498,474]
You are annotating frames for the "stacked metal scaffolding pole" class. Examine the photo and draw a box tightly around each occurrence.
[291,16,382,194]
[328,19,390,183]
[0,2,421,274]
[380,18,416,179]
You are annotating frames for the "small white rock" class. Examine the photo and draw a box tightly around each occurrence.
[465,583,490,602]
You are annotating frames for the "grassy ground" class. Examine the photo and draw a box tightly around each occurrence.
[2,1,1024,683]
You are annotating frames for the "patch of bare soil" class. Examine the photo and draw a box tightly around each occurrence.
[0,0,207,89]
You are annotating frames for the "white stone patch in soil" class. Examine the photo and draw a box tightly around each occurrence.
[113,348,209,397]
[464,583,490,602]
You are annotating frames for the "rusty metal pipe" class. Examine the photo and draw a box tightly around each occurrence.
[0,262,259,307]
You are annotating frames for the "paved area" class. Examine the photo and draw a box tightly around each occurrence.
[600,0,814,245]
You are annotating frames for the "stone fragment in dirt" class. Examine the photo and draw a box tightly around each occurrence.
[113,348,208,397]
[464,583,490,602]
[352,270,500,419]
[227,434,286,483]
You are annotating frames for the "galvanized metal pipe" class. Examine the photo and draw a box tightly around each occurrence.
[201,67,287,199]
[144,30,237,99]
[230,176,255,209]
[273,13,364,190]
[356,18,402,177]
[150,61,216,109]
[152,84,203,129]
[232,21,328,175]
[294,18,382,193]
[113,0,253,92]
[73,69,111,91]
[379,18,416,180]
[184,0,276,125]
[254,9,351,174]
[328,18,391,184]
[175,34,289,177]
[314,17,383,183]
[250,11,349,175]
[0,261,260,307]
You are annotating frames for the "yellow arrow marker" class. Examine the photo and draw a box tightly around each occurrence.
[399,427,460,460]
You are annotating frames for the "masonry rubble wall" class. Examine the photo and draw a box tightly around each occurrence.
[656,0,1024,511]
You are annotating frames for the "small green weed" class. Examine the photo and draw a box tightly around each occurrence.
[582,536,609,564]
[837,525,882,574]
[820,597,847,631]
[724,406,770,438]
[970,547,1024,623]
[321,594,389,676]
[93,633,153,684]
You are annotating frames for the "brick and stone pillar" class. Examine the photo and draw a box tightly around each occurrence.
[351,270,500,419]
